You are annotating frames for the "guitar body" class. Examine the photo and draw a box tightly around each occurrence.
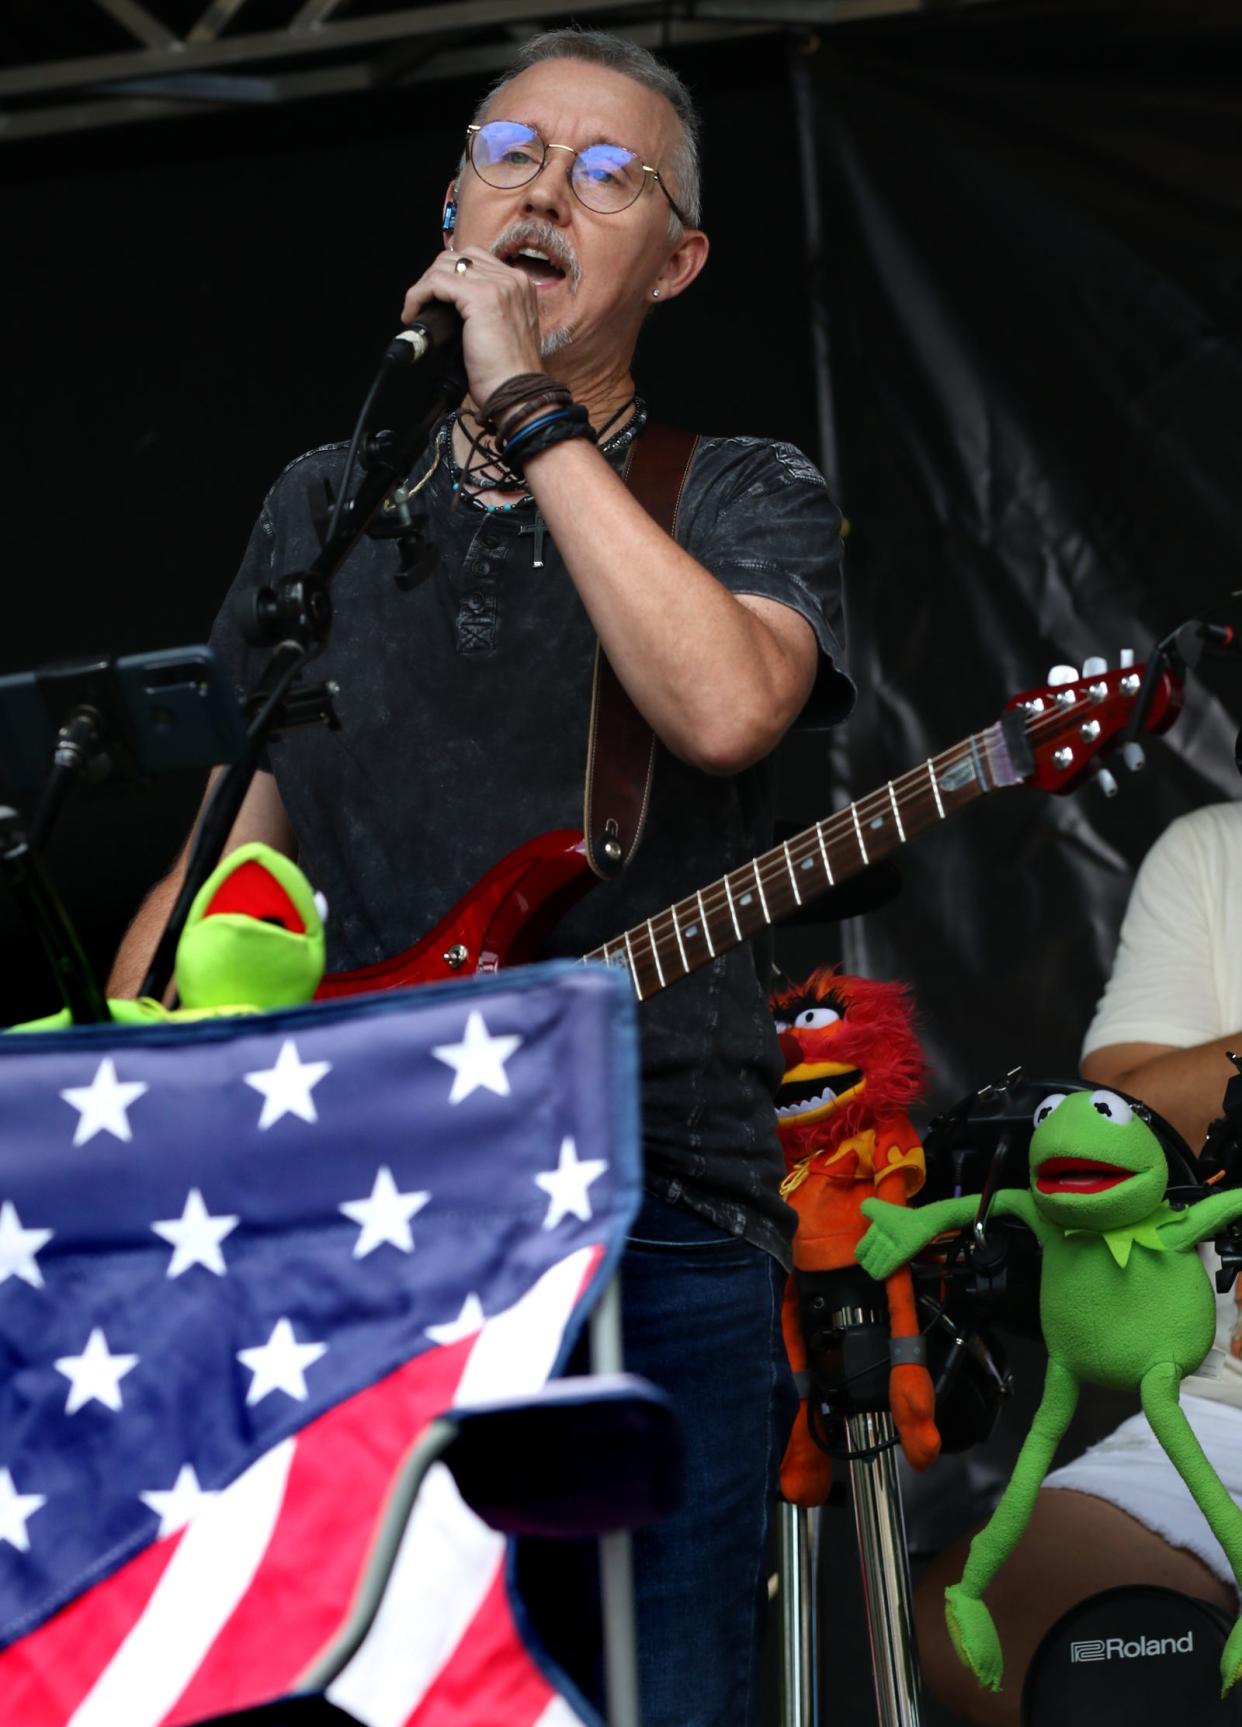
[313,659,1183,1008]
[314,828,594,998]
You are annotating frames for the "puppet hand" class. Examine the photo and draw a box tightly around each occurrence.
[945,1584,1003,1693]
[858,1198,927,1280]
[889,1363,941,1471]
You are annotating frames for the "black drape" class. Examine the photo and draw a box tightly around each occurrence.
[800,2,1242,1103]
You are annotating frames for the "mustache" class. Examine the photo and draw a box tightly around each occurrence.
[489,218,582,295]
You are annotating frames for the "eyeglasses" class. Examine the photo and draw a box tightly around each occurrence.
[466,120,691,228]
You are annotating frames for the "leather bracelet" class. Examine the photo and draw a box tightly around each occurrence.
[478,372,564,433]
[502,406,596,479]
[495,390,572,444]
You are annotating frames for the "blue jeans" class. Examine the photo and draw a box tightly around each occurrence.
[520,1193,797,1727]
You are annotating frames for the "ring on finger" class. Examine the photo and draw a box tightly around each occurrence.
[454,257,473,275]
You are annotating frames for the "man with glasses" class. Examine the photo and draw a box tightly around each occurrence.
[111,27,851,1726]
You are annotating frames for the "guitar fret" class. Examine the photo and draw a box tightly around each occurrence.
[753,859,770,924]
[723,874,742,942]
[695,888,716,957]
[783,839,802,906]
[670,905,689,973]
[888,781,906,843]
[623,928,643,1000]
[851,803,870,865]
[646,918,665,990]
[816,821,834,884]
[927,758,945,820]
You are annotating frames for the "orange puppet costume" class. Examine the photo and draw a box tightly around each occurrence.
[771,966,940,1505]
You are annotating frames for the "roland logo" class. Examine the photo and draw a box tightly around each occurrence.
[1070,1632,1194,1662]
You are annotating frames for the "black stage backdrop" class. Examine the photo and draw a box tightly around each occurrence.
[2,6,1241,1113]
[0,31,818,1029]
[799,2,1242,1108]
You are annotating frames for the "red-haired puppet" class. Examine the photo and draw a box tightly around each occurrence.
[771,965,940,1505]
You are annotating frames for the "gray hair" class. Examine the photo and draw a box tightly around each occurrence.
[464,27,702,234]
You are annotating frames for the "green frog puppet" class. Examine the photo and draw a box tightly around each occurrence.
[858,1086,1242,1699]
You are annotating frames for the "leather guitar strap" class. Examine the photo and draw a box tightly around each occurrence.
[584,421,700,878]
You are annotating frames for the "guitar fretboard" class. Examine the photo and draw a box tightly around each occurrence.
[582,720,1023,1001]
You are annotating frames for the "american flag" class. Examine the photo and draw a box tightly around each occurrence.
[0,962,640,1727]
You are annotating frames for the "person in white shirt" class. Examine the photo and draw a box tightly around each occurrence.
[916,802,1242,1727]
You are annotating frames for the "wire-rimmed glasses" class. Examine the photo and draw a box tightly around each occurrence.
[466,120,692,228]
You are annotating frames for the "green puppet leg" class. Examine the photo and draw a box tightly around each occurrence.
[1139,1361,1242,1697]
[945,1357,1080,1693]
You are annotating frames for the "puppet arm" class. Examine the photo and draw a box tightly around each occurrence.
[858,1194,979,1280]
[1156,1189,1242,1251]
[872,1160,941,1470]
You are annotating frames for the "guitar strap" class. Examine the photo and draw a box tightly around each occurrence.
[584,421,700,878]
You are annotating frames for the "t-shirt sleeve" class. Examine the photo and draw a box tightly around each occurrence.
[677,436,854,728]
[207,493,279,708]
[1080,811,1222,1059]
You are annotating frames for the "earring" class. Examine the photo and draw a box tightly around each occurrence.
[652,287,662,299]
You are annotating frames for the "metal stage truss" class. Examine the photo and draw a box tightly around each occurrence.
[2,0,1011,144]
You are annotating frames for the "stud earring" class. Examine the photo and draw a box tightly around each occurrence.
[652,287,662,299]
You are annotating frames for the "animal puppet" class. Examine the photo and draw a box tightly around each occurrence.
[858,1086,1242,1699]
[9,843,326,1031]
[771,966,940,1506]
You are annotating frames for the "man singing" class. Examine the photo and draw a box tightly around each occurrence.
[111,28,852,1724]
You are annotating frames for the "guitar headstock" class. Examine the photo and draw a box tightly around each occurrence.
[1007,659,1184,794]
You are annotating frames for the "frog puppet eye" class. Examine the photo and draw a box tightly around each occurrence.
[1088,1088,1134,1125]
[1032,1092,1067,1127]
[794,1007,841,1030]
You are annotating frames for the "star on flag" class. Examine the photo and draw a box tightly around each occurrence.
[237,1317,328,1406]
[535,1136,608,1230]
[432,1010,522,1104]
[152,1188,240,1278]
[424,1293,486,1345]
[244,1040,332,1130]
[0,1469,46,1552]
[339,1166,431,1259]
[0,1200,53,1288]
[54,1327,139,1415]
[59,1058,149,1147]
[139,1464,216,1537]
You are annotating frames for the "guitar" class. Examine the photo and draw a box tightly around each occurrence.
[315,661,1182,1006]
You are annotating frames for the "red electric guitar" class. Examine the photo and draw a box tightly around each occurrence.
[316,661,1182,1006]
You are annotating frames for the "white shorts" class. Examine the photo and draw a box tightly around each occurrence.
[1044,1392,1242,1596]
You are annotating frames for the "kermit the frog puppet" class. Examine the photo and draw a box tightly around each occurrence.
[858,1085,1242,1699]
[9,843,325,1030]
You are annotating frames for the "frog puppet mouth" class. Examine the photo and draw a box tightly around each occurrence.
[1034,1156,1136,1196]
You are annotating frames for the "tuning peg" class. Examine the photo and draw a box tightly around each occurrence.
[1082,656,1107,677]
[1047,664,1079,686]
[1119,648,1136,668]
[1093,762,1119,798]
[1121,741,1146,773]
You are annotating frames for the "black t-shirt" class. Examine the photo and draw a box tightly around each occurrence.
[209,408,853,1266]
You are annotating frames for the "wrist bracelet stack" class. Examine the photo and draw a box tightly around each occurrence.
[476,372,598,480]
[501,404,596,478]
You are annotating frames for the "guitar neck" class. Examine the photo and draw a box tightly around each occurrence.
[583,718,1026,1002]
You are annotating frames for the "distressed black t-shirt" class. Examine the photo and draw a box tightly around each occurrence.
[209,407,853,1267]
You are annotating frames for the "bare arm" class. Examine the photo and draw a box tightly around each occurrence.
[1082,1039,1242,1154]
[523,437,819,774]
[107,767,297,998]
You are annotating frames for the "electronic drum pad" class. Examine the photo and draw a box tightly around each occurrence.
[1022,1585,1242,1725]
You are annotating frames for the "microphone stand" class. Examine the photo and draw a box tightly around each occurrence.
[139,348,464,1004]
[0,806,111,1024]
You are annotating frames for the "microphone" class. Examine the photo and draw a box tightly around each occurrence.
[384,300,463,368]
